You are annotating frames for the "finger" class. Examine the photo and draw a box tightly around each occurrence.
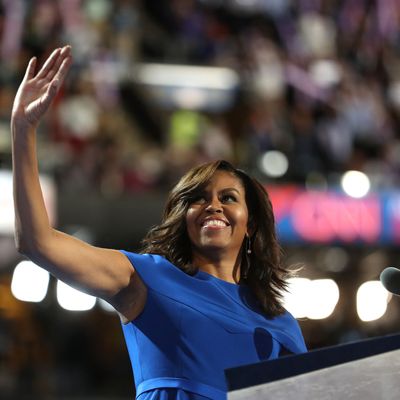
[60,44,72,57]
[23,57,37,81]
[51,55,72,87]
[38,80,59,112]
[43,55,71,102]
[46,45,72,82]
[36,48,62,80]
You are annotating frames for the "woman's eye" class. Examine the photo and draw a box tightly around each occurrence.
[221,194,236,203]
[191,195,206,204]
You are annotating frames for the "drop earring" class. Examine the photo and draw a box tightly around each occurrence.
[242,234,252,280]
[246,234,252,254]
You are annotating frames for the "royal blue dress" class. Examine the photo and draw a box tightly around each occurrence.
[120,251,307,400]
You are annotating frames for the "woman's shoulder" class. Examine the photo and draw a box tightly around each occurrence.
[119,250,184,291]
[120,250,166,264]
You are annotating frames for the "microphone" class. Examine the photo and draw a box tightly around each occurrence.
[380,267,400,295]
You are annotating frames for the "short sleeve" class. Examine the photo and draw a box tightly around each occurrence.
[119,250,183,294]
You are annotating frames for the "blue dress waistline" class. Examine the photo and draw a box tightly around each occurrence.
[136,377,227,400]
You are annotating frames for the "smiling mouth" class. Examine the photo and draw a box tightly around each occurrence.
[201,219,229,228]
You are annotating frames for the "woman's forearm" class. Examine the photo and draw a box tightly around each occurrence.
[12,121,53,255]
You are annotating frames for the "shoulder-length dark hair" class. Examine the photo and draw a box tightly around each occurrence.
[141,160,289,317]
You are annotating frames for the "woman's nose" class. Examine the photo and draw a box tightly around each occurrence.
[205,198,222,213]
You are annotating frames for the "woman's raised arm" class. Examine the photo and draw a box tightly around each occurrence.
[11,46,146,321]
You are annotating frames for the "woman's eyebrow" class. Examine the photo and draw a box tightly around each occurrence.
[220,187,241,194]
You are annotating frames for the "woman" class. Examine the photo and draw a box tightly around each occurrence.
[11,46,306,399]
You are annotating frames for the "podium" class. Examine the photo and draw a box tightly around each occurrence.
[226,333,400,399]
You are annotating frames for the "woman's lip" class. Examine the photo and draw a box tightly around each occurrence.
[201,224,228,230]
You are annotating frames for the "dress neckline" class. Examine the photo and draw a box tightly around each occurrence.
[195,269,238,285]
[194,269,259,314]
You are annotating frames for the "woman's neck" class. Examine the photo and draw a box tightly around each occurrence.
[191,252,241,283]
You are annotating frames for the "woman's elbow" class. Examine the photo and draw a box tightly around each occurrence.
[14,233,38,258]
[14,234,28,255]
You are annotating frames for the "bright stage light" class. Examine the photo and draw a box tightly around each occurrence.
[11,261,50,303]
[56,280,96,311]
[284,278,339,319]
[135,63,239,90]
[357,281,390,322]
[307,279,339,320]
[283,278,311,318]
[341,170,370,198]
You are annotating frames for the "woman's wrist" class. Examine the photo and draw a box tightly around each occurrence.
[11,117,37,139]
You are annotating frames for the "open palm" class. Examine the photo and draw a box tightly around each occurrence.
[12,46,72,127]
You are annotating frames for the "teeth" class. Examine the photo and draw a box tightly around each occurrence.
[203,219,226,227]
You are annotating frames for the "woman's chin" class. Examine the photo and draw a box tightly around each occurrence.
[195,241,234,256]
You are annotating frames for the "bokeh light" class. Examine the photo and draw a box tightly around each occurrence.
[341,171,370,198]
[11,261,50,303]
[259,151,289,178]
[357,281,391,322]
[56,280,96,311]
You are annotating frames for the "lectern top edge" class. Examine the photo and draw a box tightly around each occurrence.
[225,333,400,392]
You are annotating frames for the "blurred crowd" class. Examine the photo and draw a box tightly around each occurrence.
[1,0,400,195]
[2,2,400,398]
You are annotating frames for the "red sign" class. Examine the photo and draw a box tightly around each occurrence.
[268,186,381,244]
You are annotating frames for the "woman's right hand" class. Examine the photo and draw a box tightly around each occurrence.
[11,45,72,129]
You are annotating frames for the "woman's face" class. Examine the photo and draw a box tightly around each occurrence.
[186,170,249,261]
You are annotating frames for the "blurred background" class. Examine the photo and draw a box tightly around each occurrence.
[1,0,400,398]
